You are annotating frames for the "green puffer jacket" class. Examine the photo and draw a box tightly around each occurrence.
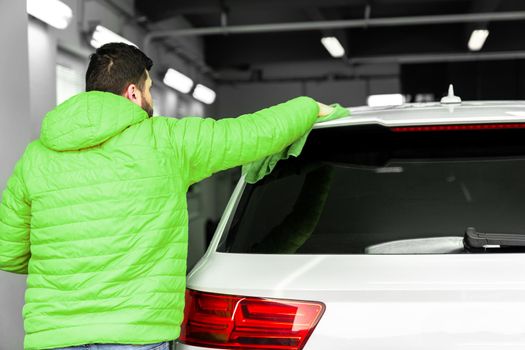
[0,91,319,349]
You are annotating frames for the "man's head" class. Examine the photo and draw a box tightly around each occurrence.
[86,42,154,117]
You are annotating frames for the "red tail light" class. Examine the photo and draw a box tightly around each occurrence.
[179,289,325,350]
[391,123,525,132]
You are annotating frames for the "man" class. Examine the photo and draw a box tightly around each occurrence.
[0,42,333,350]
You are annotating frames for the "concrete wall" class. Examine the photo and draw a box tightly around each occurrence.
[216,76,401,117]
[215,60,400,116]
[28,19,58,139]
[217,82,304,116]
[0,1,31,349]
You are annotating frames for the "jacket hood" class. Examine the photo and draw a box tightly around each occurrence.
[40,91,148,151]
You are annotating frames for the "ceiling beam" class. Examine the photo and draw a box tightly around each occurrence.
[137,0,367,19]
[348,50,525,64]
[144,11,525,54]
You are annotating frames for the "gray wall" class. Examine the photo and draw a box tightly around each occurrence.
[0,1,31,349]
[216,77,400,116]
[28,19,57,139]
[217,82,305,117]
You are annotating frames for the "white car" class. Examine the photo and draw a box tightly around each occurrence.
[176,95,525,350]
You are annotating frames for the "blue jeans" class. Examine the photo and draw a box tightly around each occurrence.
[52,341,170,350]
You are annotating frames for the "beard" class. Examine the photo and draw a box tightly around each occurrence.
[142,99,154,117]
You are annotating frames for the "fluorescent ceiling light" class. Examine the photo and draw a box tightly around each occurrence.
[26,0,73,29]
[468,29,489,51]
[321,36,345,58]
[163,68,194,94]
[367,94,405,107]
[90,25,137,49]
[193,84,216,104]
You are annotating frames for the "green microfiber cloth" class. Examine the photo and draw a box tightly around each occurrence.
[242,103,350,184]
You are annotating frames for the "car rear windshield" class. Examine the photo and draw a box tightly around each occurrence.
[217,124,525,254]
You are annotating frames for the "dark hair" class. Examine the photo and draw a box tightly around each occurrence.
[86,42,153,95]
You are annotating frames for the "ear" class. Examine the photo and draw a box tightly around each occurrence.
[123,83,142,107]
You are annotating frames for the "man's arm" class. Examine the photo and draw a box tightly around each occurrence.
[0,158,31,274]
[166,96,322,185]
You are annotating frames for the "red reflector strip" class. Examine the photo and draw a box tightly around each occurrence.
[391,123,525,132]
[180,289,325,350]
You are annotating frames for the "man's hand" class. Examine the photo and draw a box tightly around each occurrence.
[316,102,335,118]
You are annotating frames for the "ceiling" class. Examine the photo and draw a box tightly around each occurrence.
[135,0,525,74]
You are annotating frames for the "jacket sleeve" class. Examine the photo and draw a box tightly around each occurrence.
[168,96,319,185]
[0,158,31,274]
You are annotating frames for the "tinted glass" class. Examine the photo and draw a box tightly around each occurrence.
[218,125,525,254]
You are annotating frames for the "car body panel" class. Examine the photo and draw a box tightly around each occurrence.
[315,101,525,129]
[181,254,525,350]
[177,101,525,350]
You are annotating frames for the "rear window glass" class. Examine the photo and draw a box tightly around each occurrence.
[217,125,525,254]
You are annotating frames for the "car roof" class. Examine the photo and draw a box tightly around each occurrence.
[314,101,525,129]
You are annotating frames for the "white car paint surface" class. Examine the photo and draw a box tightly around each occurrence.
[176,101,525,350]
[317,101,525,129]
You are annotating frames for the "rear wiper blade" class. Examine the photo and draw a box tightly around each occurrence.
[464,227,525,252]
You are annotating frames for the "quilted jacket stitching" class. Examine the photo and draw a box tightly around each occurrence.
[34,208,181,231]
[29,255,185,277]
[32,239,182,263]
[31,227,183,248]
[32,173,173,197]
[31,193,175,215]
